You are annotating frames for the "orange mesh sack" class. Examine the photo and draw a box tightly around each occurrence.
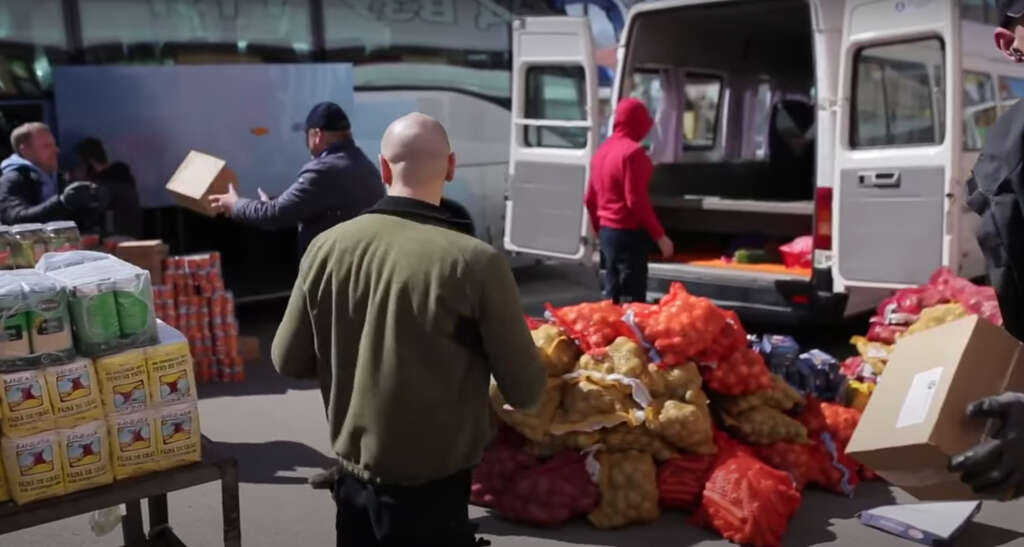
[694,451,802,547]
[701,347,774,396]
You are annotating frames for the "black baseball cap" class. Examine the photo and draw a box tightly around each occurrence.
[305,102,351,132]
[1001,0,1024,28]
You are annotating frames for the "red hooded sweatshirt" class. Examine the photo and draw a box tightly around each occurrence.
[584,98,665,241]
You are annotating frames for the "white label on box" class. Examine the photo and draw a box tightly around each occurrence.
[897,367,943,428]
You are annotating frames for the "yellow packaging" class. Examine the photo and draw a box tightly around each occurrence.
[146,340,196,406]
[107,411,159,480]
[44,359,104,429]
[155,403,202,470]
[0,369,56,437]
[848,380,876,411]
[0,454,10,502]
[0,430,66,504]
[58,419,113,493]
[95,350,150,415]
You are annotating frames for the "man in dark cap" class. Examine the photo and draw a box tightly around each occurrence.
[952,0,1024,500]
[209,102,384,255]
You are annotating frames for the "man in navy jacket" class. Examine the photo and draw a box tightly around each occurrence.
[209,102,384,256]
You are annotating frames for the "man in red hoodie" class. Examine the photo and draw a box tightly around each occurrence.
[585,98,674,303]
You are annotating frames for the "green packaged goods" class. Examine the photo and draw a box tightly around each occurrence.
[0,285,30,366]
[23,276,74,364]
[43,221,81,253]
[69,282,122,357]
[0,226,14,270]
[10,224,47,267]
[114,274,156,343]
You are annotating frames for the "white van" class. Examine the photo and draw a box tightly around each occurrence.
[504,0,1024,322]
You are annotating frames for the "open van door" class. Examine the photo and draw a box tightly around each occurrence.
[504,17,599,261]
[834,1,960,288]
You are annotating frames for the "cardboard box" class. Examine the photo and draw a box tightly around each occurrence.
[115,240,169,286]
[847,315,1024,500]
[238,336,261,363]
[165,151,237,217]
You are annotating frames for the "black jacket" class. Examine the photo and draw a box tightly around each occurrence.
[0,165,68,225]
[967,100,1024,341]
[231,139,385,256]
[91,162,143,238]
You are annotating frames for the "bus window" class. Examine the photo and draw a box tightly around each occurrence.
[0,1,68,95]
[999,75,1024,115]
[629,70,662,151]
[323,0,557,104]
[523,65,587,149]
[78,0,314,64]
[964,71,997,151]
[961,0,1003,26]
[851,38,945,148]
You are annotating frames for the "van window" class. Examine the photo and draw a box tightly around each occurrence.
[682,75,722,150]
[524,65,587,149]
[851,38,946,148]
[629,70,663,150]
[999,75,1024,115]
[964,71,997,151]
[0,1,68,95]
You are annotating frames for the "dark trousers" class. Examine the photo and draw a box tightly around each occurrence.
[599,227,651,303]
[334,469,486,547]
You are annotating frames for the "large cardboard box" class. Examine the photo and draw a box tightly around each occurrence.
[165,151,237,217]
[847,315,1024,500]
[115,240,169,286]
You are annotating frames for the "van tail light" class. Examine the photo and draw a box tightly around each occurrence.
[814,187,833,251]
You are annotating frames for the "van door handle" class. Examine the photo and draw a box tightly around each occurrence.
[858,170,901,188]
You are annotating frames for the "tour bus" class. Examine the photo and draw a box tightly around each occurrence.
[0,0,628,297]
[504,0,1023,321]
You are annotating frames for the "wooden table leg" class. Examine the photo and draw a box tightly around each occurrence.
[122,500,146,546]
[219,459,241,547]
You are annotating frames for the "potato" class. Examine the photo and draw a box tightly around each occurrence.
[720,405,808,445]
[532,324,581,376]
[525,431,600,459]
[646,361,703,400]
[578,337,649,379]
[588,451,660,529]
[561,379,637,423]
[490,378,562,442]
[715,374,805,416]
[599,424,680,462]
[643,398,715,455]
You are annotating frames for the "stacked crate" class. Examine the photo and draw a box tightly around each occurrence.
[153,253,243,383]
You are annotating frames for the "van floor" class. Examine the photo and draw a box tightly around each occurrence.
[653,253,812,279]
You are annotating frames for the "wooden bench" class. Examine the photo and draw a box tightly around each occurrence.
[0,455,240,547]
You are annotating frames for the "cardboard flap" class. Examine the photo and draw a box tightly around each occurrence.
[165,151,227,199]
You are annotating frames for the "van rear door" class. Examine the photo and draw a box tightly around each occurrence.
[834,1,960,288]
[504,17,599,261]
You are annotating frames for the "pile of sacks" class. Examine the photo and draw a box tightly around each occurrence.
[840,268,1003,410]
[479,283,874,547]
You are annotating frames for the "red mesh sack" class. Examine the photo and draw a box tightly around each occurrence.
[861,466,880,481]
[701,347,774,396]
[693,451,802,547]
[638,283,728,367]
[471,430,537,507]
[821,402,861,447]
[755,439,859,495]
[779,236,813,269]
[695,310,748,364]
[546,301,634,352]
[795,397,829,436]
[492,451,600,527]
[657,454,716,510]
[525,315,548,330]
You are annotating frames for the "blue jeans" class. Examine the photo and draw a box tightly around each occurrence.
[599,227,652,303]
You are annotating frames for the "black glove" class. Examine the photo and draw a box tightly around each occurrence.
[60,181,106,211]
[949,392,1024,498]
